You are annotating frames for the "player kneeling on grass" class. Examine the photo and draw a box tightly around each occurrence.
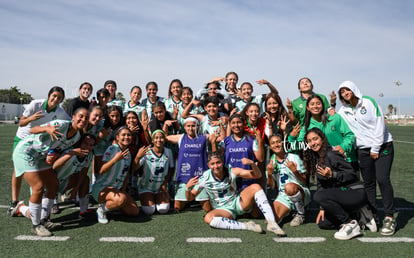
[304,128,376,240]
[185,153,286,236]
[16,134,96,223]
[136,130,174,215]
[91,126,140,224]
[267,134,310,227]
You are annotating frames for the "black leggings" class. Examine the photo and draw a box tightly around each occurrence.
[358,142,395,216]
[314,187,367,229]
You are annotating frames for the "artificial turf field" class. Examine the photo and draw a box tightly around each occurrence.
[0,124,413,257]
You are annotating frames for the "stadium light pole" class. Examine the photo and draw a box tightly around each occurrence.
[394,80,402,117]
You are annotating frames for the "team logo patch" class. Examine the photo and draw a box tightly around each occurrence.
[360,106,367,115]
[299,104,303,109]
[331,125,337,132]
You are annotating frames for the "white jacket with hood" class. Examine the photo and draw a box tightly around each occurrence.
[337,81,392,154]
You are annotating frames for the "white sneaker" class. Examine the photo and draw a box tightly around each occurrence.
[96,204,108,224]
[31,224,52,237]
[245,221,264,233]
[334,220,361,240]
[290,214,305,227]
[359,205,377,232]
[267,221,287,237]
[381,217,396,236]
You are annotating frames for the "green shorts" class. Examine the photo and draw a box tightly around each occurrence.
[215,196,249,219]
[274,186,311,211]
[11,136,22,161]
[175,183,209,202]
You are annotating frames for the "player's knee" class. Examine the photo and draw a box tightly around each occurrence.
[284,183,299,196]
[156,203,170,214]
[249,183,262,192]
[142,205,156,215]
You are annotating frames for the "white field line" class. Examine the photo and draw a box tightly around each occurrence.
[2,205,414,212]
[394,140,414,144]
[99,237,155,243]
[187,237,242,243]
[358,237,414,243]
[273,237,326,243]
[15,235,70,241]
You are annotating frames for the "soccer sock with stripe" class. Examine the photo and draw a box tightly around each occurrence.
[209,217,247,230]
[254,189,276,222]
[40,198,54,221]
[288,191,305,215]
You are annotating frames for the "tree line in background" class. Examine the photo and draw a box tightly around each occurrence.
[0,86,33,104]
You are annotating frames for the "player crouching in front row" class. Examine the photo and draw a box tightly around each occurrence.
[185,153,286,236]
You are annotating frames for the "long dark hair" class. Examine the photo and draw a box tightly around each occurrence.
[303,128,329,178]
[104,105,124,129]
[303,94,329,133]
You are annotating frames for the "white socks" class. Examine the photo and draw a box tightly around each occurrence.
[40,198,54,221]
[254,189,276,222]
[29,201,41,225]
[288,191,305,215]
[209,217,247,230]
[156,203,170,214]
[142,205,156,215]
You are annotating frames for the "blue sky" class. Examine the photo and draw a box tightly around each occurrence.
[1,0,413,114]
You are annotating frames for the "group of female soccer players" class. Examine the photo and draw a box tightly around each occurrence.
[8,73,396,240]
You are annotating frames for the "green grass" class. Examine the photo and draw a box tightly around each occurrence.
[1,124,413,257]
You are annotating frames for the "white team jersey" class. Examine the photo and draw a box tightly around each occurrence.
[55,150,93,182]
[18,119,81,160]
[194,166,238,209]
[234,95,264,113]
[94,144,131,190]
[164,98,182,116]
[269,153,307,192]
[123,101,145,118]
[138,148,174,192]
[16,99,70,139]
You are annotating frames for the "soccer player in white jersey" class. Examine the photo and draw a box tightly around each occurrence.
[267,134,310,227]
[164,79,183,117]
[16,134,96,222]
[136,130,174,215]
[186,153,286,236]
[8,86,70,216]
[123,86,147,121]
[12,108,88,236]
[91,127,140,224]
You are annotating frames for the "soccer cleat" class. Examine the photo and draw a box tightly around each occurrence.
[41,219,63,230]
[267,221,287,237]
[7,201,18,216]
[10,200,25,217]
[96,205,108,224]
[381,217,396,236]
[245,221,264,233]
[31,224,52,237]
[359,205,377,232]
[290,213,305,227]
[334,220,361,240]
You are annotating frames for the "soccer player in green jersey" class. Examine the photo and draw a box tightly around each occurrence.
[186,153,286,236]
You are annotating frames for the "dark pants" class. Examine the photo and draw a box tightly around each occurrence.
[314,187,367,229]
[358,142,395,216]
